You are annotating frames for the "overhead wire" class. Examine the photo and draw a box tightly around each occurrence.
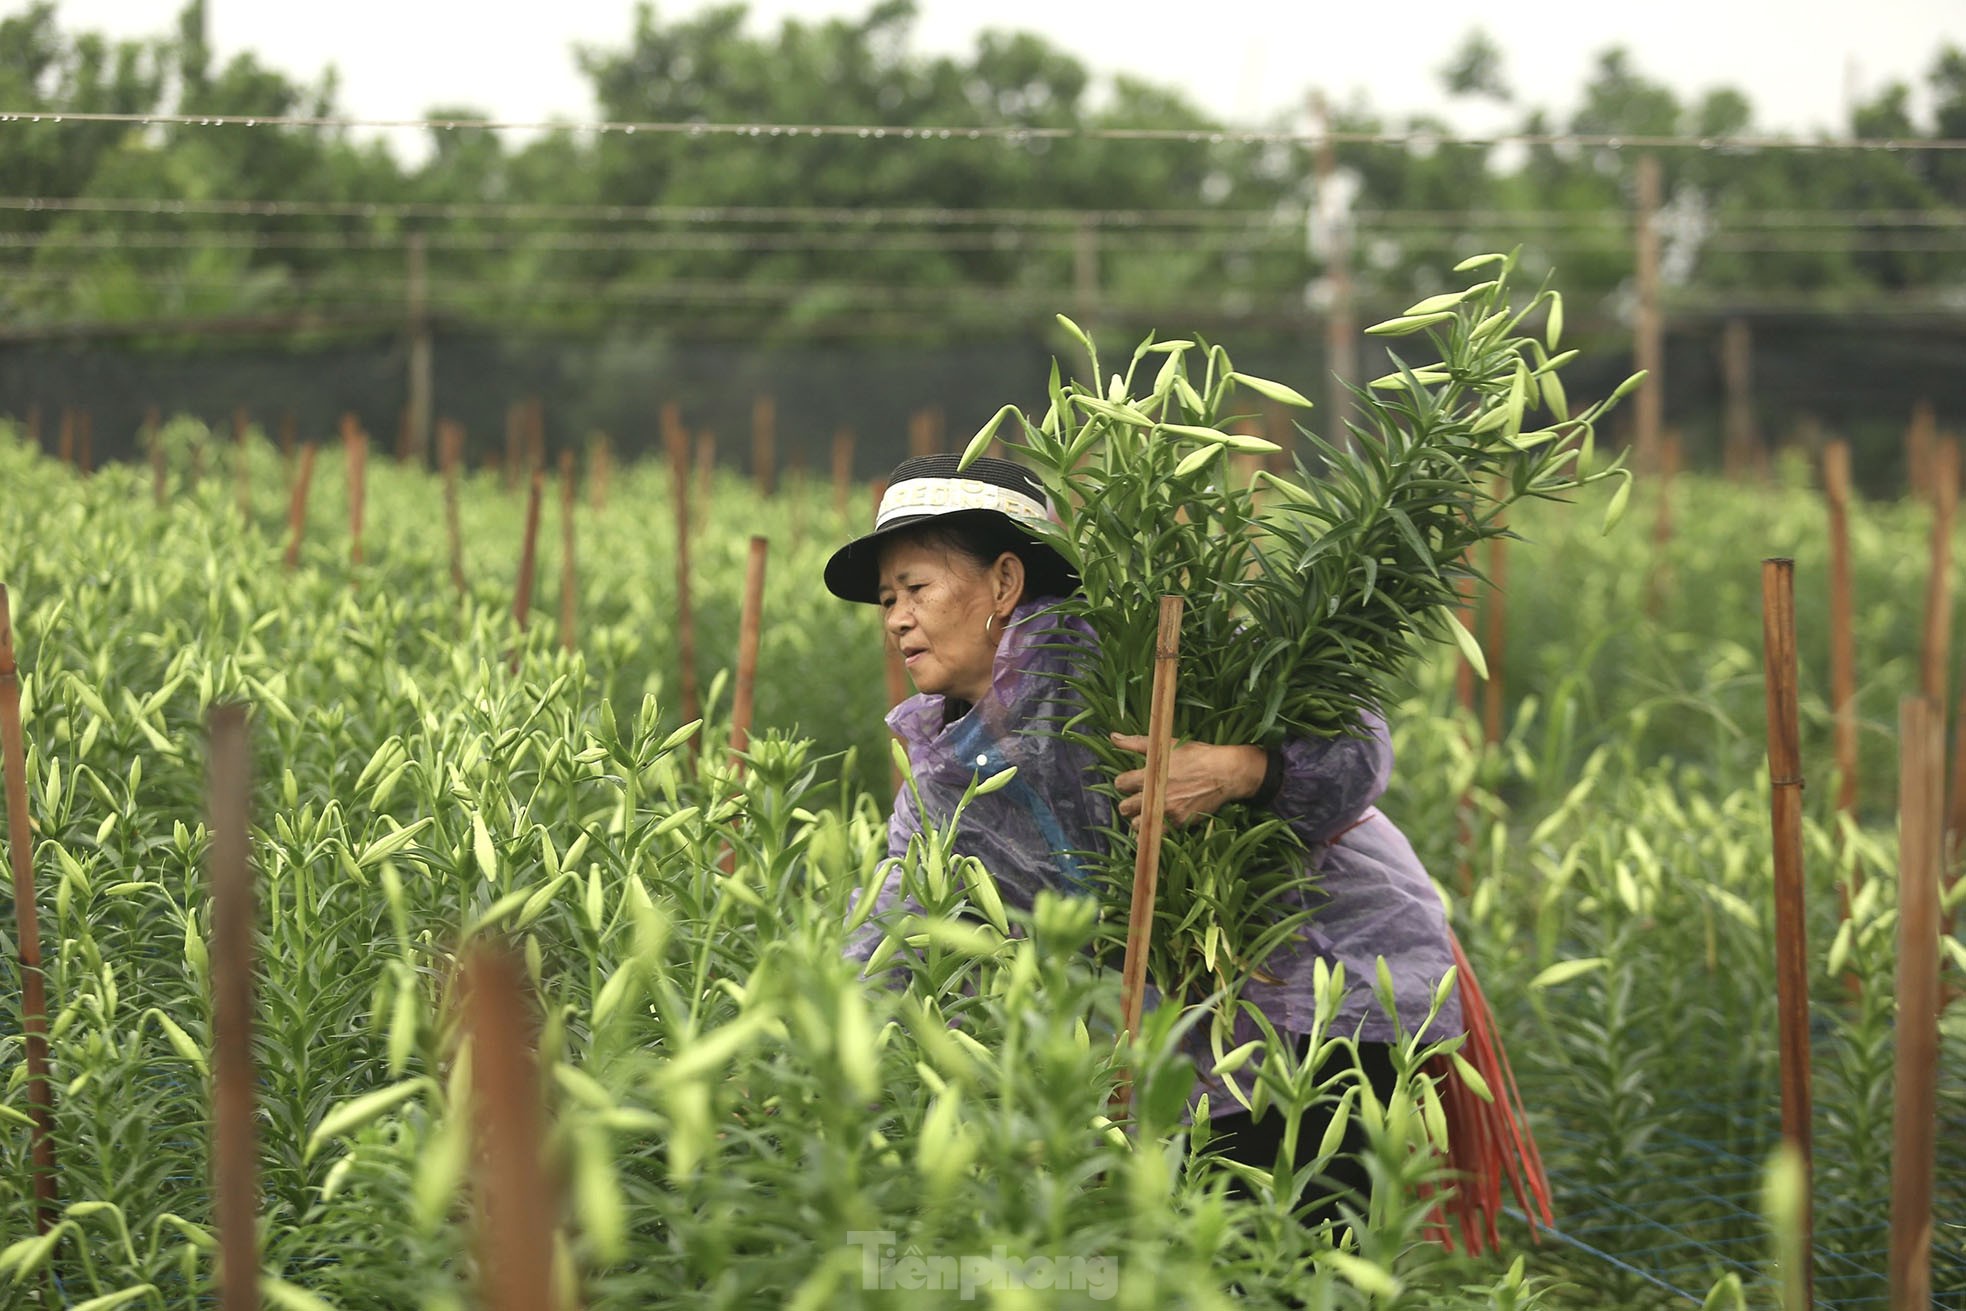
[3,108,1964,152]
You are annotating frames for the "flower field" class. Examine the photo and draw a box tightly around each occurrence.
[1,415,1963,1309]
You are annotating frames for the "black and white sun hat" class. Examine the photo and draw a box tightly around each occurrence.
[823,454,1080,604]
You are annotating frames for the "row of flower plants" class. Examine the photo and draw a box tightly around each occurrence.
[1,393,1962,1307]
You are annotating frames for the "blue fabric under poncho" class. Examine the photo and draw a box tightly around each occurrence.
[846,598,1464,1117]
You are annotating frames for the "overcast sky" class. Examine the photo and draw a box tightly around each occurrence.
[34,1,1966,153]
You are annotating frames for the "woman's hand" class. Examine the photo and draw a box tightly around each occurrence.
[1110,733,1268,828]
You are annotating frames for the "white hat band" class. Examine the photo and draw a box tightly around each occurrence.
[876,477,1052,533]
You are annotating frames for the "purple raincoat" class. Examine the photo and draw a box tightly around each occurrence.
[846,600,1464,1117]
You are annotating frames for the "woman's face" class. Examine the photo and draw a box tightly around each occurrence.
[876,537,1017,703]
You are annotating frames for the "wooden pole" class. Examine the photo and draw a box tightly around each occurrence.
[441,421,467,597]
[208,703,258,1311]
[514,468,544,640]
[343,415,367,572]
[1919,440,1957,703]
[694,432,716,514]
[1,585,59,1234]
[1646,430,1681,615]
[1482,527,1508,746]
[1720,319,1758,479]
[1824,443,1859,817]
[730,536,768,762]
[1117,596,1185,1120]
[1314,92,1355,442]
[405,233,432,467]
[1889,696,1942,1311]
[558,450,577,654]
[282,443,318,572]
[503,401,522,493]
[1633,154,1665,475]
[462,943,556,1311]
[146,406,166,507]
[667,410,701,729]
[832,427,855,519]
[526,398,546,482]
[77,409,92,476]
[1759,558,1814,1311]
[1908,401,1936,498]
[752,395,777,497]
[590,432,612,513]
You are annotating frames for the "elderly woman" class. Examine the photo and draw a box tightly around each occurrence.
[825,453,1475,1219]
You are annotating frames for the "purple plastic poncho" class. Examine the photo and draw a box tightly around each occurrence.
[846,599,1464,1117]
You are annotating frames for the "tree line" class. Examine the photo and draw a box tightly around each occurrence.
[0,0,1961,345]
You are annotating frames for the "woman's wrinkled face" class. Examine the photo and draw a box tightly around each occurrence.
[876,538,1010,704]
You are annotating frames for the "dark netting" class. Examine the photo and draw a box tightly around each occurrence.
[1,318,1957,493]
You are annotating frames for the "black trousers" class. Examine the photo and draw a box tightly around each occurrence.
[1201,1039,1400,1229]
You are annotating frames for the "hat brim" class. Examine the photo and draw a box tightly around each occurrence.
[823,508,1080,604]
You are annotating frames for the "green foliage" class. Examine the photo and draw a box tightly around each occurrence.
[989,253,1631,1003]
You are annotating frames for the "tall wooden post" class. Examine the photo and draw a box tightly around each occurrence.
[832,427,855,518]
[667,407,701,729]
[1720,319,1758,479]
[1759,558,1814,1311]
[463,945,556,1311]
[1890,696,1942,1311]
[1823,443,1859,816]
[283,443,318,572]
[1920,440,1957,703]
[208,704,258,1311]
[1314,92,1355,443]
[1116,596,1185,1122]
[752,395,777,497]
[1633,155,1665,475]
[405,233,433,468]
[730,536,768,761]
[1908,402,1937,497]
[1,587,58,1233]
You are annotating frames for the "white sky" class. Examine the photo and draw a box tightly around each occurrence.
[33,0,1966,154]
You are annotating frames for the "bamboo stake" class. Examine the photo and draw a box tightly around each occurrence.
[695,432,716,514]
[667,411,701,729]
[1908,401,1936,498]
[590,432,612,512]
[1759,557,1814,1311]
[1919,440,1956,703]
[208,703,258,1311]
[752,395,777,497]
[730,536,768,762]
[282,443,317,572]
[1824,443,1859,817]
[1,585,59,1234]
[1482,527,1508,746]
[1117,595,1184,1121]
[526,398,546,481]
[558,450,577,654]
[146,406,165,507]
[441,421,467,597]
[1632,154,1665,475]
[513,468,544,646]
[1645,430,1680,615]
[1889,696,1942,1311]
[463,943,556,1311]
[343,415,367,572]
[832,427,855,518]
